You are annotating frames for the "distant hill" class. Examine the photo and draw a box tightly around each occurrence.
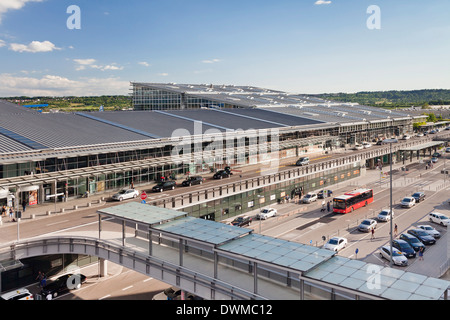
[3,95,131,112]
[316,89,450,109]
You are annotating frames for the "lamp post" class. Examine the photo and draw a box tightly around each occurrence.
[257,195,263,233]
[384,139,397,267]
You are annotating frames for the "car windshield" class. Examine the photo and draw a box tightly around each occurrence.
[412,193,420,197]
[361,220,371,225]
[422,226,433,230]
[439,215,449,220]
[409,237,420,243]
[305,194,313,198]
[379,211,388,216]
[117,190,127,194]
[328,239,338,245]
[261,209,269,213]
[403,198,411,202]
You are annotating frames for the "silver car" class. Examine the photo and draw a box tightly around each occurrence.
[112,189,139,201]
[377,209,394,222]
[379,245,408,266]
[418,225,441,238]
[358,219,377,232]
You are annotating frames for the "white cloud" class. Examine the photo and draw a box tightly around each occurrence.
[0,39,5,47]
[74,59,124,72]
[0,0,44,24]
[314,0,332,5]
[157,73,169,76]
[202,59,221,64]
[138,61,150,67]
[9,40,61,53]
[0,73,129,96]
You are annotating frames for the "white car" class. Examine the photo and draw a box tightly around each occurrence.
[379,245,408,266]
[446,147,450,153]
[401,135,411,140]
[323,237,347,252]
[256,208,277,220]
[400,197,416,208]
[416,133,424,137]
[417,225,441,239]
[0,288,34,300]
[112,188,139,201]
[302,193,318,203]
[353,144,364,150]
[362,142,372,149]
[429,212,450,227]
[377,209,394,222]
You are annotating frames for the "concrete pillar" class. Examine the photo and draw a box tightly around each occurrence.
[99,258,107,277]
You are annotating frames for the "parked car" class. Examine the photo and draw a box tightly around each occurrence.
[446,147,450,153]
[302,192,318,203]
[376,140,383,145]
[358,219,377,232]
[416,132,424,137]
[401,135,411,140]
[411,192,425,203]
[152,181,176,192]
[213,170,232,179]
[417,225,441,239]
[111,189,139,201]
[400,197,416,208]
[353,144,364,150]
[407,229,436,245]
[430,129,437,134]
[392,239,416,258]
[231,215,252,227]
[181,176,204,186]
[362,142,372,148]
[379,245,408,266]
[0,288,34,300]
[323,237,347,252]
[256,208,277,220]
[399,233,425,252]
[377,209,394,222]
[41,273,87,299]
[428,212,450,227]
[431,157,438,163]
[295,157,310,166]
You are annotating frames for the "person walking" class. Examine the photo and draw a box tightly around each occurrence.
[418,247,424,261]
[1,205,6,217]
[327,201,331,212]
[394,224,398,236]
[21,201,26,212]
[36,271,44,288]
[321,200,326,212]
[371,228,375,240]
[9,207,14,221]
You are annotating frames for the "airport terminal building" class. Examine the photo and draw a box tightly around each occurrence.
[0,83,424,214]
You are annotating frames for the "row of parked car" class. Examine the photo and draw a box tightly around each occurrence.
[110,167,235,201]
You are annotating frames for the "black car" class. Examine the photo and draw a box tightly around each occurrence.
[231,216,252,227]
[152,181,176,192]
[181,176,204,186]
[432,152,441,158]
[407,229,436,245]
[41,274,87,299]
[392,239,416,258]
[213,170,232,179]
[411,192,425,203]
[399,233,425,252]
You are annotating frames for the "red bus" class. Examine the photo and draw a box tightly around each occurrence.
[333,188,374,214]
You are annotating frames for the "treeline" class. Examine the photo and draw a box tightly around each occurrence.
[317,89,450,108]
[5,95,132,112]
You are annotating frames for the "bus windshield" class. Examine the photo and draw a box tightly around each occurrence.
[333,199,346,210]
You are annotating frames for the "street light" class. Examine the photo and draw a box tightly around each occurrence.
[257,195,264,233]
[383,138,397,267]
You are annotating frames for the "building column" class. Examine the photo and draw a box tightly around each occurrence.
[99,258,107,277]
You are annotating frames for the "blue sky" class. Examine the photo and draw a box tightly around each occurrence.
[0,0,449,96]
